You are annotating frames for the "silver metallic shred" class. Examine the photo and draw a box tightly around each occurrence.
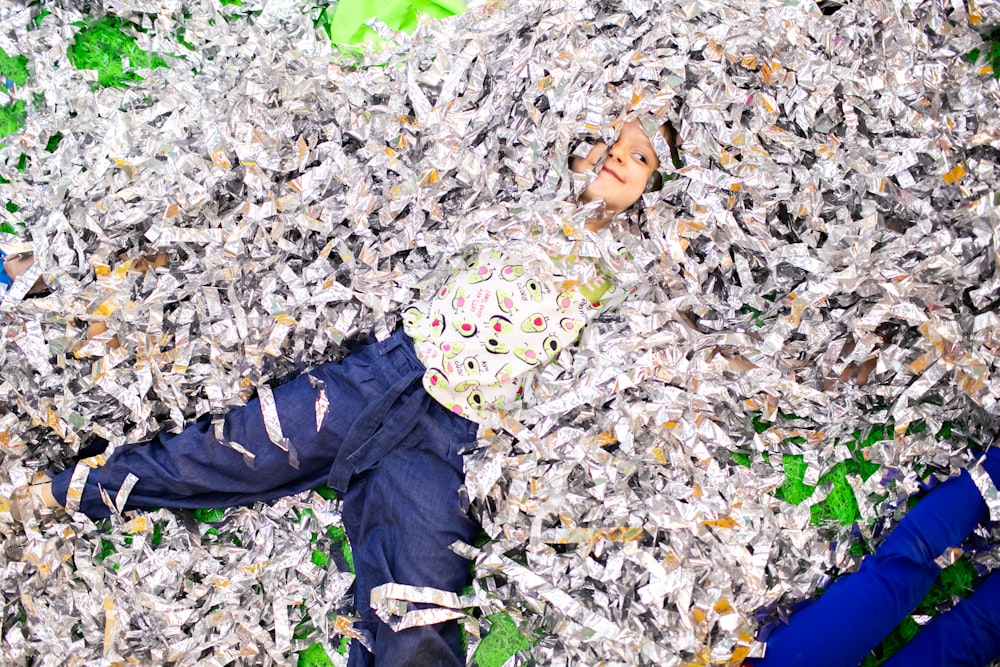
[256,383,299,469]
[972,452,1000,522]
[370,583,474,631]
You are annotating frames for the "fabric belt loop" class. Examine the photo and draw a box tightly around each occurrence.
[346,384,431,470]
[328,368,424,492]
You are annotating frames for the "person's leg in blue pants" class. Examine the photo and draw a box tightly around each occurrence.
[48,329,478,666]
[882,572,1000,667]
[342,406,478,667]
[749,449,1000,667]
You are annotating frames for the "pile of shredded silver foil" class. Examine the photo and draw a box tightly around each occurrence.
[1,0,999,663]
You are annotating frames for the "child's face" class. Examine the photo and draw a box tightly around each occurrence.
[573,120,660,229]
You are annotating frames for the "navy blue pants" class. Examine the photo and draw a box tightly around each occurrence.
[750,449,1000,667]
[50,328,480,666]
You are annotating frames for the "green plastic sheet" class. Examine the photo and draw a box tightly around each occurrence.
[323,0,467,45]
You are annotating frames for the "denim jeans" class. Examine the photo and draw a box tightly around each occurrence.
[50,328,480,666]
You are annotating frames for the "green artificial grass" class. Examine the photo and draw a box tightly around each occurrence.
[473,612,535,667]
[767,422,933,527]
[193,507,227,523]
[0,48,29,87]
[0,99,26,139]
[327,525,355,573]
[298,642,334,667]
[44,131,63,153]
[759,416,988,664]
[67,15,168,88]
[966,26,1000,78]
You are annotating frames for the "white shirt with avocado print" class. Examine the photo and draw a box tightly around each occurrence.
[402,240,632,424]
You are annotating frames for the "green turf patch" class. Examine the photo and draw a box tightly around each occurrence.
[762,416,984,664]
[298,641,334,667]
[298,637,351,665]
[311,548,329,569]
[313,484,338,501]
[966,25,1000,78]
[0,49,29,88]
[193,507,227,523]
[473,612,535,667]
[0,100,27,139]
[767,422,887,526]
[327,525,355,573]
[31,8,51,30]
[731,450,752,467]
[44,131,63,153]
[151,520,164,546]
[67,15,169,88]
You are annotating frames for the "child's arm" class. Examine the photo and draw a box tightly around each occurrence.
[77,252,170,351]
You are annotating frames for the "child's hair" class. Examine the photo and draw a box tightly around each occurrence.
[646,120,681,193]
[570,119,681,195]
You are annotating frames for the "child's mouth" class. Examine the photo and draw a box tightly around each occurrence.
[601,165,623,182]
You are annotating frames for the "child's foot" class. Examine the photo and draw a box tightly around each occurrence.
[130,251,169,273]
[1,474,62,529]
[825,323,900,388]
[839,352,878,386]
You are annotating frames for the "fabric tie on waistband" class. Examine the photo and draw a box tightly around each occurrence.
[327,368,428,492]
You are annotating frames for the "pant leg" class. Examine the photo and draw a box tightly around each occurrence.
[343,396,479,667]
[46,326,481,665]
[750,449,1000,667]
[48,336,398,518]
[881,572,1000,667]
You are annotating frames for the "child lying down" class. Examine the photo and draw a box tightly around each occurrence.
[5,115,680,666]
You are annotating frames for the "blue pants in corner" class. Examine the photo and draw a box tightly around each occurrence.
[749,450,1000,667]
[50,328,480,667]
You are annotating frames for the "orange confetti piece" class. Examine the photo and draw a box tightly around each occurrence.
[942,163,965,184]
[593,429,618,447]
[211,149,232,168]
[714,598,734,614]
[420,169,439,186]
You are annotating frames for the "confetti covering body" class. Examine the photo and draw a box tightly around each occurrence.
[0,0,999,664]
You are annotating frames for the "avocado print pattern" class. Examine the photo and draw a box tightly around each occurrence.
[403,245,623,421]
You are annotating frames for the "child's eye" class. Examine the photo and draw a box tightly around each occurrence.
[632,152,648,164]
